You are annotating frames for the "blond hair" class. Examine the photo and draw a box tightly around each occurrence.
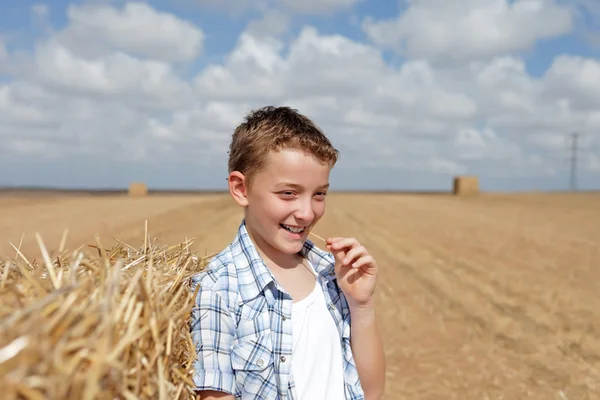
[228,106,339,185]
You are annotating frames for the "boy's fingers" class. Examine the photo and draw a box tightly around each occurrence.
[333,249,347,263]
[327,237,363,266]
[326,243,346,262]
[343,245,366,264]
[352,255,375,270]
[329,237,358,251]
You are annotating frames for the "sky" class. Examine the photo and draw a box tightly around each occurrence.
[0,0,599,192]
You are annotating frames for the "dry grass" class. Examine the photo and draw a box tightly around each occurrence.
[320,192,600,400]
[0,225,209,399]
[1,191,599,399]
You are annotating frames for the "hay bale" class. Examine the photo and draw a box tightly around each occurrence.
[0,231,209,399]
[129,182,148,197]
[453,176,479,196]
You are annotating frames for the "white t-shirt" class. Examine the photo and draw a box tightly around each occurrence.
[291,261,346,400]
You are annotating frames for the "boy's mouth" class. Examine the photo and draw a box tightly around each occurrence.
[280,224,305,234]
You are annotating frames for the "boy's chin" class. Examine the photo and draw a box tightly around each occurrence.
[274,237,305,255]
[276,243,303,255]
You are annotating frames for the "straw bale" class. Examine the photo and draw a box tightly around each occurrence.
[129,182,148,197]
[0,231,209,399]
[453,176,479,196]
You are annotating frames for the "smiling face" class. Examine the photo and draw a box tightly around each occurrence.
[229,148,332,264]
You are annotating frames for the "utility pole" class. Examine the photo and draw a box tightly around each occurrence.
[569,132,578,191]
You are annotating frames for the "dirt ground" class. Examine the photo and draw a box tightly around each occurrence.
[1,191,599,399]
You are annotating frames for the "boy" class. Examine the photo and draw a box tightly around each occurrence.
[190,106,385,400]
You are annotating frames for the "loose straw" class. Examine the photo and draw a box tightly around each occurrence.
[309,231,326,243]
[0,232,207,400]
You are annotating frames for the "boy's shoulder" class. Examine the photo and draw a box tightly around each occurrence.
[190,245,236,289]
[189,219,273,311]
[189,240,240,311]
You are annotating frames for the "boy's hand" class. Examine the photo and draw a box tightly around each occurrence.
[326,237,378,309]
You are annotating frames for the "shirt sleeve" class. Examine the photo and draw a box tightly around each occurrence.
[190,280,237,395]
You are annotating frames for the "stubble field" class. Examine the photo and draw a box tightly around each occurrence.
[1,191,599,399]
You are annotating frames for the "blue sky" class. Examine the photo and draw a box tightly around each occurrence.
[1,0,599,191]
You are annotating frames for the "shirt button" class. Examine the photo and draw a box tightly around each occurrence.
[280,356,286,362]
[257,359,264,366]
[329,303,335,310]
[282,315,287,321]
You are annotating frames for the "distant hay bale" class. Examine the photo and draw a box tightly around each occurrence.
[453,176,479,196]
[129,182,148,197]
[0,231,209,399]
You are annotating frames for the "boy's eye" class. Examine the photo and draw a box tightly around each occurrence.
[278,190,327,198]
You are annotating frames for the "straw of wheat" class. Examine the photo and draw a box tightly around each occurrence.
[0,231,209,400]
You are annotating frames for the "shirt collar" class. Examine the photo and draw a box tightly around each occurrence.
[232,219,336,304]
[299,236,337,278]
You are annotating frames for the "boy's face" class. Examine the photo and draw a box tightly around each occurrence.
[229,148,331,257]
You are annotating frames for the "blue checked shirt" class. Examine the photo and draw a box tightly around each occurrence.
[190,219,365,399]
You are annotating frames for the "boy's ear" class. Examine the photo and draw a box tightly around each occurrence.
[228,171,249,207]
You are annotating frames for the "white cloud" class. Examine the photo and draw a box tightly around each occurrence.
[542,55,600,110]
[0,85,57,128]
[363,0,574,62]
[1,1,599,188]
[588,154,600,171]
[573,0,600,47]
[0,81,223,163]
[453,127,521,161]
[246,9,291,37]
[55,2,204,62]
[191,0,360,41]
[191,0,359,15]
[194,33,286,102]
[427,158,466,175]
[29,40,192,110]
[31,4,49,18]
[277,0,359,15]
[0,39,10,73]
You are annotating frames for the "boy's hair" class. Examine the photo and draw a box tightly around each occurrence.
[228,106,340,186]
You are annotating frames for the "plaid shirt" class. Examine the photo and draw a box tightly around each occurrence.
[190,219,365,399]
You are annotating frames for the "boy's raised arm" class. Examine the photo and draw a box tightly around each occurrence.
[326,237,387,399]
[190,280,237,397]
[350,303,386,400]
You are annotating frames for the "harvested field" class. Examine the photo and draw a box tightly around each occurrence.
[1,191,599,399]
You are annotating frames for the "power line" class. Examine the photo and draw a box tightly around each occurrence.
[569,132,578,191]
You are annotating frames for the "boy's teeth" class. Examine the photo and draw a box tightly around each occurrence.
[282,224,304,233]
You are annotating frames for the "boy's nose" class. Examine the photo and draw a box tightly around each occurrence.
[294,201,314,221]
